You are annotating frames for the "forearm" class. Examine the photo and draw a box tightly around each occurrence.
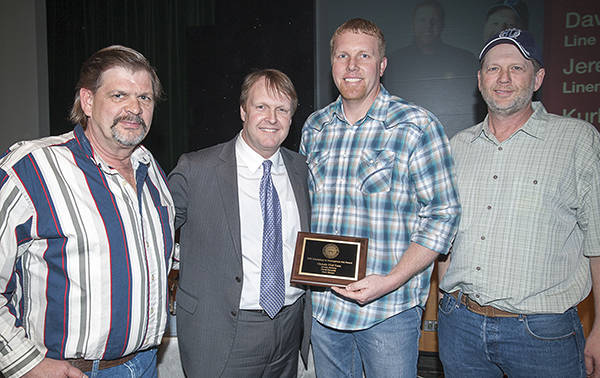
[589,256,600,331]
[584,256,600,377]
[333,242,440,304]
[386,242,439,291]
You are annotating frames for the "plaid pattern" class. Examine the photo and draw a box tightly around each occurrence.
[300,86,460,330]
[441,102,600,314]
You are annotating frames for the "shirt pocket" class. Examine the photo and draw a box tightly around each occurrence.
[510,175,554,222]
[307,151,330,193]
[357,149,395,194]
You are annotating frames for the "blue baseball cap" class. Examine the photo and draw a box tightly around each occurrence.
[479,28,543,67]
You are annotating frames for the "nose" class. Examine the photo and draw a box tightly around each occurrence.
[498,68,511,83]
[126,98,142,115]
[347,56,358,71]
[266,108,278,124]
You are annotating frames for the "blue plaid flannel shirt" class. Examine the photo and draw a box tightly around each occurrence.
[300,86,460,330]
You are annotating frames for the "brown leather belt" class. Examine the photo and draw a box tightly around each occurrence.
[68,351,138,372]
[450,291,519,318]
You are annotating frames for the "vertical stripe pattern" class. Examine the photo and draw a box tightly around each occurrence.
[0,126,175,377]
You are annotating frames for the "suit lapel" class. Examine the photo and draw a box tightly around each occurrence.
[216,139,243,259]
[281,149,310,232]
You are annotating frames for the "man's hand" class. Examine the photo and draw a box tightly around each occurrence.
[23,358,87,378]
[585,327,600,377]
[331,274,395,305]
[332,243,440,305]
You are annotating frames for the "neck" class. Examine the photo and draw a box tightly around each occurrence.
[487,103,535,142]
[84,128,137,188]
[341,86,380,125]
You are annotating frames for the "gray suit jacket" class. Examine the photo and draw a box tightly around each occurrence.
[168,137,312,377]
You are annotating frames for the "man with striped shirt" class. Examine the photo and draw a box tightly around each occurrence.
[300,18,460,377]
[0,46,175,377]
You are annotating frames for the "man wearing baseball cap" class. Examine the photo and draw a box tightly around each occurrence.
[438,28,600,377]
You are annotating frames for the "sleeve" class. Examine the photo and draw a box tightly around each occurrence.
[578,127,600,257]
[167,154,191,231]
[408,116,462,255]
[0,169,45,377]
[299,122,310,157]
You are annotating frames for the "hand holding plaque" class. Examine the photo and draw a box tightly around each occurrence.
[291,232,368,287]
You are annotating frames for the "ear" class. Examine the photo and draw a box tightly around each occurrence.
[533,68,545,92]
[477,70,482,92]
[379,57,388,77]
[240,105,247,122]
[80,88,94,117]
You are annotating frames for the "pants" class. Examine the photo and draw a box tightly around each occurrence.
[438,292,586,378]
[311,306,423,378]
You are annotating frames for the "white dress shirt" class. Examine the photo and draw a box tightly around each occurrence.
[235,133,304,309]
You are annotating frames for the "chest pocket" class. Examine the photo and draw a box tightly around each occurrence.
[510,176,557,223]
[357,150,395,194]
[307,152,329,193]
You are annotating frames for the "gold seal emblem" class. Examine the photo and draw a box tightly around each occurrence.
[322,243,340,259]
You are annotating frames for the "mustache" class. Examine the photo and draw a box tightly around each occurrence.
[111,113,147,129]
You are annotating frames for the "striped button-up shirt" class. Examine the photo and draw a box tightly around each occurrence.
[441,102,600,314]
[300,86,460,330]
[0,125,175,377]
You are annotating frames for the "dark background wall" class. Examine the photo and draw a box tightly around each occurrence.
[46,0,314,172]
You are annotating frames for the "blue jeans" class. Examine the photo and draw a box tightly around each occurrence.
[83,348,157,378]
[438,292,586,378]
[311,306,423,378]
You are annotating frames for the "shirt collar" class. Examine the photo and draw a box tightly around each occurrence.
[235,132,283,174]
[73,124,152,171]
[329,84,392,128]
[471,101,549,143]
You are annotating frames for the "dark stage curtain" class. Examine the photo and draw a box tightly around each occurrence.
[46,0,215,171]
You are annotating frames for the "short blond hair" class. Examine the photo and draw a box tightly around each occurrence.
[330,18,386,60]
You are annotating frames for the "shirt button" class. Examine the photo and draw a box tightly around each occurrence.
[498,146,503,151]
[487,205,492,210]
[235,276,241,283]
[493,175,498,180]
[481,235,486,240]
[231,310,237,317]
[533,180,538,185]
[476,266,481,271]
[475,294,480,298]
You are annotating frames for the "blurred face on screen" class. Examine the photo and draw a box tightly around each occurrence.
[331,31,387,108]
[483,8,520,41]
[413,5,443,47]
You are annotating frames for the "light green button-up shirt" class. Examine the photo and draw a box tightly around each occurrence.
[441,102,600,314]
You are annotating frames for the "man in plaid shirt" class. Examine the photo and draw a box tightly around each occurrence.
[300,18,460,377]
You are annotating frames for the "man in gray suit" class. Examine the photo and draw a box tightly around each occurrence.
[169,69,311,377]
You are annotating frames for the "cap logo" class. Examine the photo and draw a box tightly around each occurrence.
[499,28,521,38]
